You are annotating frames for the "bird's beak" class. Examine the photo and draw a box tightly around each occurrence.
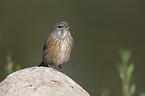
[65,24,71,28]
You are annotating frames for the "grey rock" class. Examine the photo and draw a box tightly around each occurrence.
[0,67,90,96]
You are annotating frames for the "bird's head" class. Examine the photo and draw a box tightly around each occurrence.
[51,21,71,38]
[53,21,71,31]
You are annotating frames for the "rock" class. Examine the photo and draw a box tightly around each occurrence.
[0,67,90,96]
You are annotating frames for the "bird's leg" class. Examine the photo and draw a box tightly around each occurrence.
[59,65,65,73]
[59,65,63,70]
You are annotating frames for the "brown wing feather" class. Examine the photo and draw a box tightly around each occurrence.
[43,35,59,64]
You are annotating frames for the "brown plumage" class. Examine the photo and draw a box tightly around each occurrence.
[39,21,74,70]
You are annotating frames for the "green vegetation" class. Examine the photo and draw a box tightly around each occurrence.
[101,49,145,96]
[4,51,21,75]
[118,49,135,96]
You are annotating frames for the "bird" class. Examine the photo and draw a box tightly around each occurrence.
[38,21,74,71]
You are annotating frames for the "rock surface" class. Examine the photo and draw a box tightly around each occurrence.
[0,67,90,96]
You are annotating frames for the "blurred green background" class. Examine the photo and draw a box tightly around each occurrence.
[0,0,145,95]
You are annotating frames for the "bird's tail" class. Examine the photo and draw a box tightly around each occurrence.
[38,61,46,67]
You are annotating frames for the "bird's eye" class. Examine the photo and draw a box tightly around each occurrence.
[58,26,64,28]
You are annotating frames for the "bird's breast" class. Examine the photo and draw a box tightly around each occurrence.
[60,39,68,52]
[44,35,73,66]
[54,38,70,65]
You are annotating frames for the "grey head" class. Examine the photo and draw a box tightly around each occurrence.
[50,21,71,38]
